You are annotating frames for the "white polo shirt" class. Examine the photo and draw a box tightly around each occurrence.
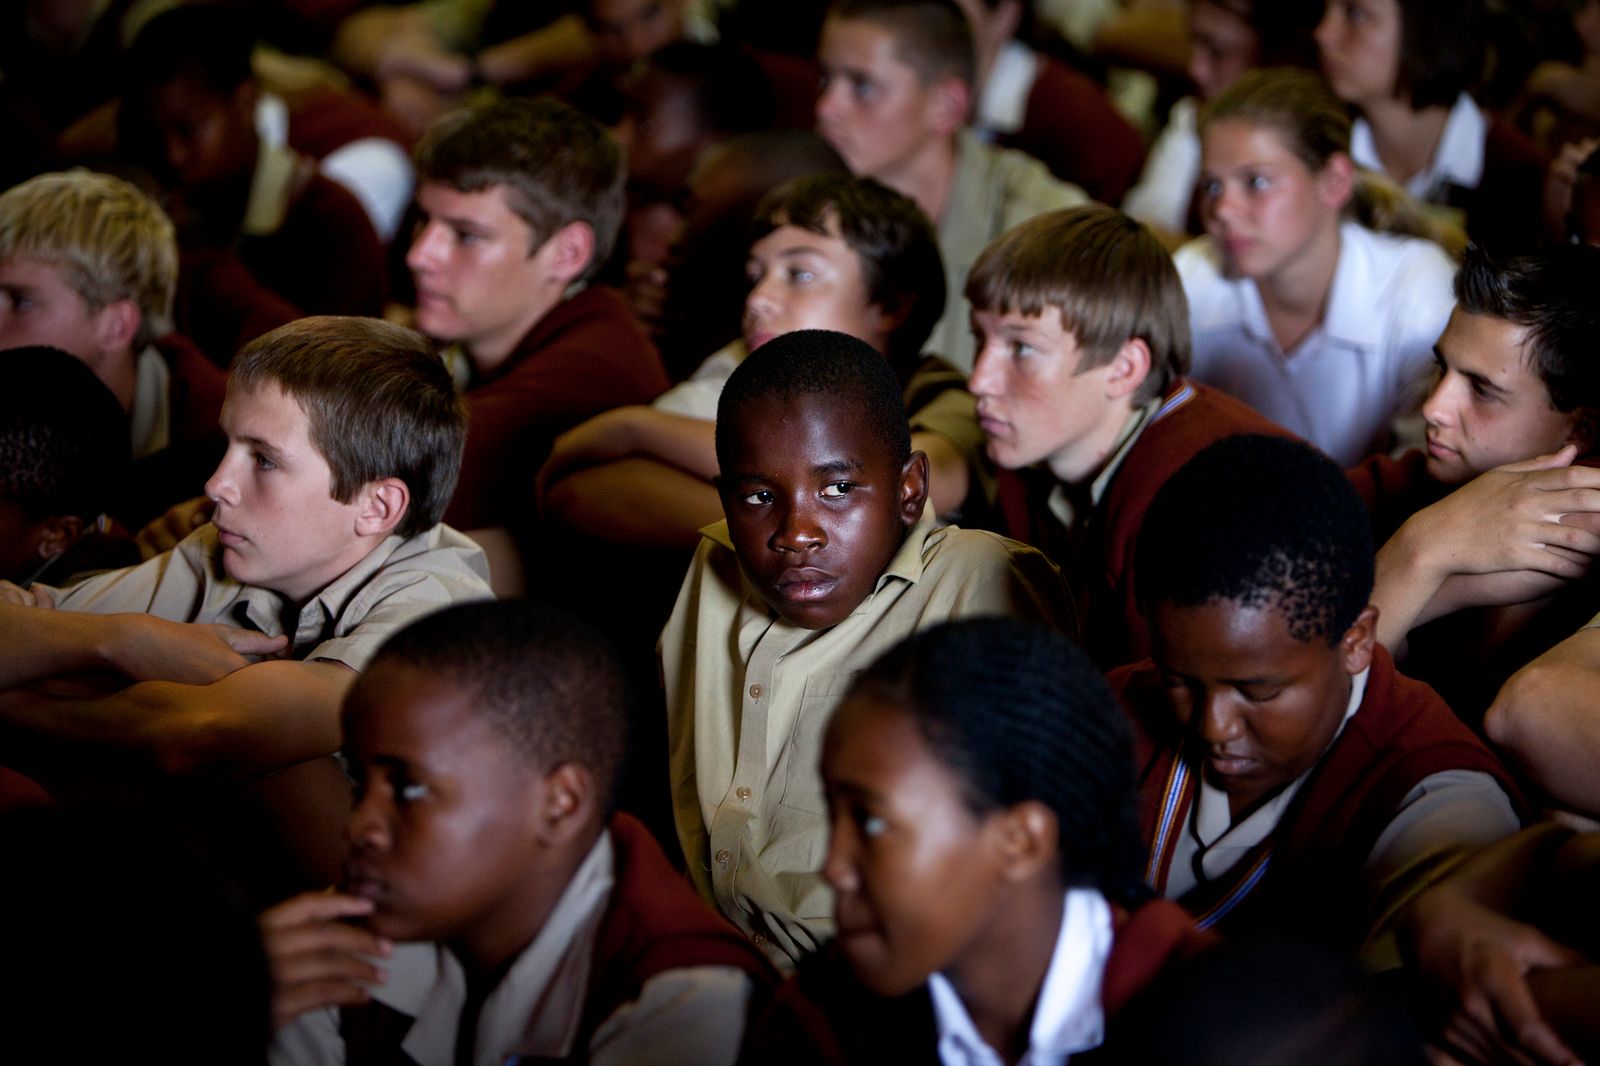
[1175,220,1455,465]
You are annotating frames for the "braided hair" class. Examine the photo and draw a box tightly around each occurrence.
[843,617,1147,900]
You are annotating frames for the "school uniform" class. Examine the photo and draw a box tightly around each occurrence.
[120,333,228,527]
[931,130,1088,373]
[1176,220,1455,466]
[1122,97,1200,235]
[271,814,773,1066]
[997,379,1289,669]
[1113,645,1521,952]
[445,285,671,530]
[740,894,1210,1065]
[974,41,1146,206]
[1352,92,1550,253]
[42,523,491,672]
[660,508,1073,968]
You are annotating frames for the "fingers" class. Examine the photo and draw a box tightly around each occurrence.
[261,891,377,930]
[218,626,291,658]
[0,580,41,608]
[272,979,376,1030]
[261,892,391,1029]
[1503,446,1579,474]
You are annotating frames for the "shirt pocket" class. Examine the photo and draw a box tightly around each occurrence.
[777,672,860,817]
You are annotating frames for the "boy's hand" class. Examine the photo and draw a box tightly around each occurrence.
[135,495,215,560]
[0,581,52,608]
[1408,886,1585,1066]
[1403,448,1600,581]
[108,614,290,685]
[260,892,392,1030]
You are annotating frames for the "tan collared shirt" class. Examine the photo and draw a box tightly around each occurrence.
[660,508,1072,967]
[45,523,491,671]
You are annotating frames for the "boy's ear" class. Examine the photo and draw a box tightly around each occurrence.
[535,762,597,844]
[542,220,597,285]
[996,800,1058,884]
[354,477,410,537]
[898,450,931,526]
[1104,337,1153,401]
[33,514,85,560]
[92,298,142,356]
[926,77,972,137]
[1566,407,1598,455]
[1318,151,1357,211]
[1339,604,1379,675]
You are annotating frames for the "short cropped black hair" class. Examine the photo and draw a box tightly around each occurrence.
[845,618,1147,897]
[715,329,911,473]
[752,174,945,372]
[1137,435,1374,644]
[1453,243,1600,415]
[369,601,630,812]
[124,3,256,98]
[826,0,975,87]
[0,347,130,521]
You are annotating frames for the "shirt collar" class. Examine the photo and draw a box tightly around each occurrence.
[228,530,418,653]
[1352,93,1485,201]
[1318,222,1389,351]
[928,888,1114,1065]
[242,138,303,237]
[374,830,616,1065]
[129,343,171,459]
[975,40,1039,135]
[1193,665,1372,846]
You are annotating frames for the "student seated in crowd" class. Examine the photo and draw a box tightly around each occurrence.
[954,0,1146,204]
[0,317,490,782]
[660,330,1071,968]
[0,170,227,527]
[742,618,1211,1064]
[816,0,1085,370]
[1176,67,1457,466]
[968,204,1285,667]
[1350,242,1600,724]
[407,95,669,534]
[266,601,771,1066]
[1122,0,1324,240]
[1317,0,1549,252]
[1401,822,1600,1066]
[0,348,135,588]
[1113,434,1521,955]
[541,173,985,547]
[120,6,387,359]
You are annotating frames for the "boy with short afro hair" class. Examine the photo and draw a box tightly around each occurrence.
[0,170,228,526]
[0,316,491,780]
[659,328,1071,968]
[266,600,771,1066]
[1113,434,1521,954]
[408,95,670,531]
[0,347,135,587]
[816,0,1085,371]
[968,204,1287,667]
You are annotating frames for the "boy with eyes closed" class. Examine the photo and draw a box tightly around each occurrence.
[658,329,1070,969]
[1113,433,1521,956]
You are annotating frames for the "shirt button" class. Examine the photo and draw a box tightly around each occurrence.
[736,787,752,801]
[715,849,731,865]
[751,933,767,946]
[748,683,763,700]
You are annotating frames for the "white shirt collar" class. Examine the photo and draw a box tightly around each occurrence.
[254,91,289,150]
[129,343,171,459]
[372,831,616,1066]
[928,888,1114,1066]
[1351,92,1485,201]
[975,41,1040,136]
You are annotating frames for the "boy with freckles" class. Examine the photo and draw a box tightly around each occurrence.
[1112,434,1521,955]
[659,329,1070,968]
[265,601,771,1066]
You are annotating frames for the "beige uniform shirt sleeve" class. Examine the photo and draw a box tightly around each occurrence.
[660,510,1072,967]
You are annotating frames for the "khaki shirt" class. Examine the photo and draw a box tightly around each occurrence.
[932,129,1088,373]
[46,524,491,671]
[660,508,1072,967]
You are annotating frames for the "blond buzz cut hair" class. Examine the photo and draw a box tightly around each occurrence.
[0,171,178,350]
